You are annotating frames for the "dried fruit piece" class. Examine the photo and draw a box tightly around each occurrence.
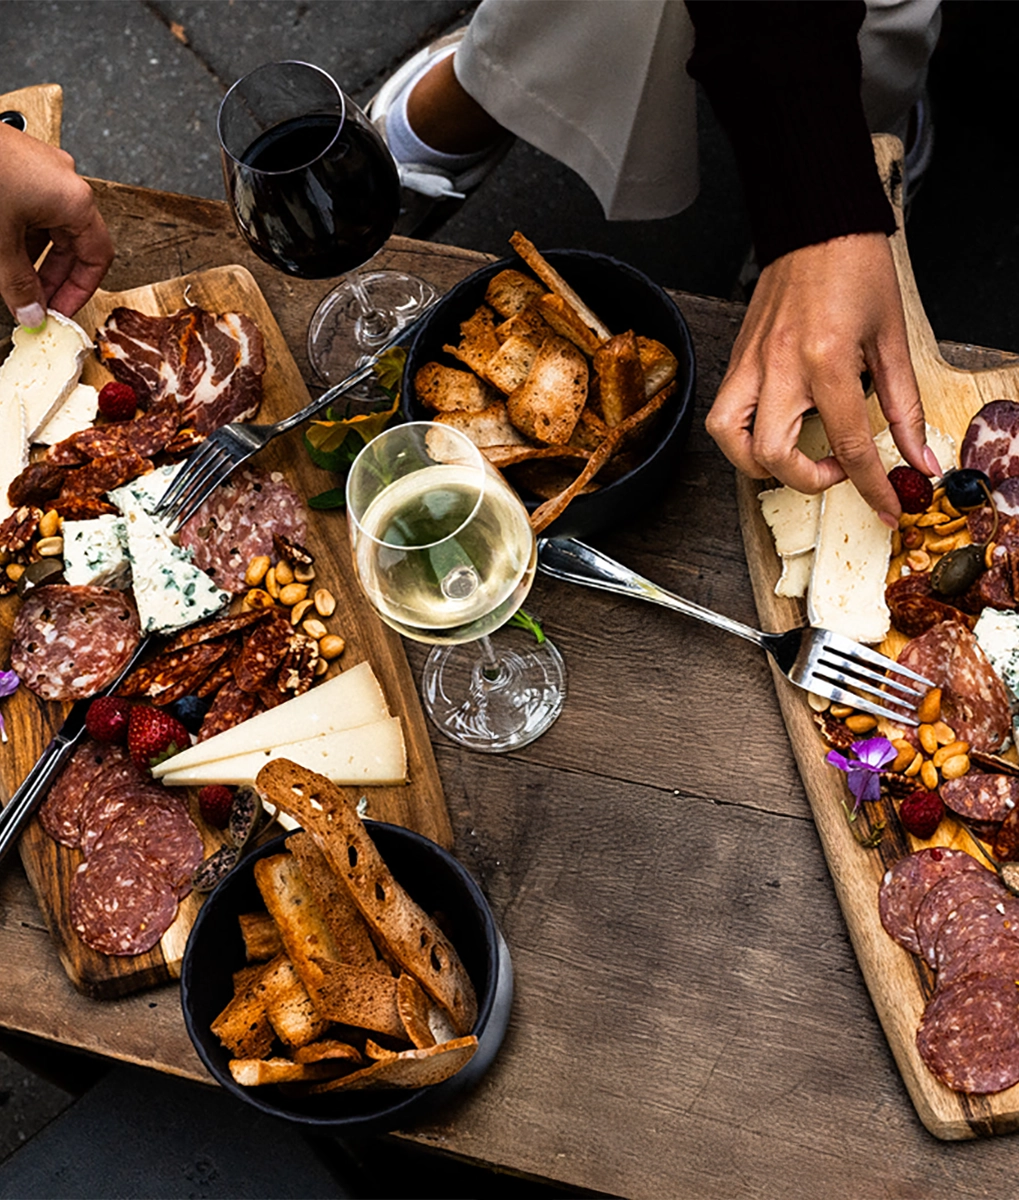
[198,785,235,830]
[889,466,934,515]
[97,381,138,421]
[899,789,945,840]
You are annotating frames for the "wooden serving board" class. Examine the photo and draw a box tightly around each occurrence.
[0,265,452,999]
[738,134,1019,1140]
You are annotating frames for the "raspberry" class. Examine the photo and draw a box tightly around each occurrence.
[899,789,945,840]
[97,381,138,421]
[198,785,235,830]
[888,465,934,515]
[84,696,133,744]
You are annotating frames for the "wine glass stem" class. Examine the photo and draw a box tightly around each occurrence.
[346,266,394,343]
[479,635,503,683]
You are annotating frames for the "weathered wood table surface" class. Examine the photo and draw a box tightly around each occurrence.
[2,179,1018,1198]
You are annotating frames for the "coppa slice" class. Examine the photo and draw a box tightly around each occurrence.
[151,662,390,776]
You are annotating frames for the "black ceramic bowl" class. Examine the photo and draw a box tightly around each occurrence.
[402,248,696,539]
[181,823,512,1133]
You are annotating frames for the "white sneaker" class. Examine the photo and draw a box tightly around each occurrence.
[367,28,513,238]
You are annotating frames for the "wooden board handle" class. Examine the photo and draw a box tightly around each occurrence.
[0,84,63,147]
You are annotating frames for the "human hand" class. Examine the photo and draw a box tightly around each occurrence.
[705,233,939,524]
[0,123,114,326]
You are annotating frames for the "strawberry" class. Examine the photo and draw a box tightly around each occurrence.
[888,465,934,515]
[97,381,138,422]
[85,696,133,744]
[127,706,190,773]
[198,785,235,830]
[899,789,945,840]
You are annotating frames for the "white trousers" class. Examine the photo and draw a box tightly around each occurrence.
[455,0,942,221]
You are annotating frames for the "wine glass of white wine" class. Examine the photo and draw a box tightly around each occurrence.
[346,422,566,752]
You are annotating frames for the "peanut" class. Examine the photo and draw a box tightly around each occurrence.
[302,617,328,640]
[906,549,931,572]
[244,556,270,586]
[274,560,294,587]
[933,741,969,769]
[38,509,60,539]
[940,754,971,780]
[5,563,24,582]
[264,566,279,599]
[926,533,963,555]
[921,760,939,791]
[899,512,922,528]
[313,588,336,618]
[290,598,314,625]
[901,526,925,551]
[986,542,998,570]
[918,723,939,755]
[318,634,345,660]
[940,495,962,519]
[917,511,950,527]
[904,752,923,777]
[294,563,316,583]
[845,714,878,733]
[314,656,329,676]
[807,692,830,713]
[916,688,942,725]
[242,588,274,610]
[278,582,308,607]
[931,720,956,745]
[830,703,854,718]
[891,741,916,773]
[932,486,946,503]
[891,530,903,557]
[35,536,63,557]
[938,515,969,535]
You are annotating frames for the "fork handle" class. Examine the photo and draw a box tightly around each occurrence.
[537,537,768,647]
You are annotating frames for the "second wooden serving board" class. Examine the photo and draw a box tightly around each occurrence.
[0,264,452,999]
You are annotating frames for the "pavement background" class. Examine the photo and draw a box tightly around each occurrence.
[1,1,1018,1196]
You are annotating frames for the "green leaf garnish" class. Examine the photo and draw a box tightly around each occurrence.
[508,609,546,644]
[307,488,347,511]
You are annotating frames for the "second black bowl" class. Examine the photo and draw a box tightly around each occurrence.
[401,248,696,539]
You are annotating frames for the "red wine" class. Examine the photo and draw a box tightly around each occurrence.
[228,111,400,278]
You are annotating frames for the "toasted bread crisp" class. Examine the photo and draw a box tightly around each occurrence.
[480,334,541,395]
[506,334,587,445]
[211,970,275,1059]
[481,444,590,470]
[431,403,527,449]
[306,1036,479,1094]
[293,1039,364,1066]
[309,958,406,1039]
[229,1057,344,1087]
[256,954,330,1049]
[238,910,283,962]
[397,973,438,1049]
[443,305,501,374]
[415,362,496,413]
[637,336,678,398]
[257,760,478,1036]
[509,231,611,343]
[535,293,603,356]
[591,330,645,427]
[494,306,552,348]
[484,268,545,318]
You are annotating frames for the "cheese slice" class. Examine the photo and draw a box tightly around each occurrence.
[0,393,27,522]
[33,381,99,445]
[775,550,813,599]
[151,661,391,777]
[759,488,821,557]
[0,310,92,441]
[874,423,956,477]
[158,716,408,788]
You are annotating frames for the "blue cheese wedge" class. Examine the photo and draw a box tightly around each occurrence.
[974,609,1019,701]
[62,514,130,589]
[109,462,182,515]
[115,492,228,634]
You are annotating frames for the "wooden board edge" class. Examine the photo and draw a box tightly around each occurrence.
[0,84,62,147]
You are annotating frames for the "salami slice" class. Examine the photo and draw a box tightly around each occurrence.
[11,586,142,701]
[885,574,973,638]
[993,477,1019,518]
[897,622,1012,753]
[78,781,157,858]
[92,801,203,899]
[878,848,987,956]
[995,808,1019,862]
[938,933,1019,990]
[178,469,306,594]
[58,449,151,500]
[196,680,262,742]
[917,973,1019,1094]
[38,740,120,848]
[942,775,1019,825]
[70,844,179,957]
[235,616,292,693]
[162,608,270,653]
[916,872,1008,968]
[934,890,1019,975]
[119,640,230,706]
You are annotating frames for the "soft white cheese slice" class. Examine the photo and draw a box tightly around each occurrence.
[158,716,408,788]
[874,423,956,477]
[808,478,893,644]
[0,393,27,522]
[151,661,391,777]
[62,514,130,589]
[33,381,99,446]
[0,310,92,442]
[775,550,813,598]
[759,488,821,557]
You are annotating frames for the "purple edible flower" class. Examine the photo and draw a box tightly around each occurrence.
[0,670,19,744]
[826,736,896,808]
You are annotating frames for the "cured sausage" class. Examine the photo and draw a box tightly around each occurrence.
[70,845,179,957]
[878,847,986,956]
[915,871,1008,968]
[941,774,1019,826]
[196,680,262,742]
[38,740,124,848]
[11,585,142,701]
[235,616,293,693]
[92,801,203,899]
[917,974,1019,1094]
[960,400,1019,486]
[933,890,1019,975]
[897,622,1011,754]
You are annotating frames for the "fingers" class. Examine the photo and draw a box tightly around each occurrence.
[0,241,48,328]
[40,213,114,316]
[868,323,935,475]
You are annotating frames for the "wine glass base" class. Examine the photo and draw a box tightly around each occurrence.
[308,270,438,384]
[421,630,566,754]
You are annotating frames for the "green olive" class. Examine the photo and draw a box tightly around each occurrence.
[930,544,986,596]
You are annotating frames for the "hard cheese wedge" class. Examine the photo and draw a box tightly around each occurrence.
[158,716,407,788]
[151,662,391,777]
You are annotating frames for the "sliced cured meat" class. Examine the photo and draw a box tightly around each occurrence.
[57,449,151,500]
[162,608,270,653]
[70,844,179,957]
[79,781,154,857]
[179,310,265,433]
[993,477,1019,518]
[960,400,1019,486]
[878,847,987,956]
[196,680,262,742]
[92,802,203,899]
[52,495,118,520]
[65,396,181,463]
[95,307,170,402]
[235,616,292,693]
[917,973,1019,1094]
[915,872,1008,968]
[7,462,65,509]
[178,469,306,594]
[119,640,231,706]
[897,621,1011,753]
[933,890,1019,974]
[938,934,1019,989]
[195,653,240,699]
[941,775,1019,825]
[38,740,120,848]
[11,585,142,701]
[995,808,1019,863]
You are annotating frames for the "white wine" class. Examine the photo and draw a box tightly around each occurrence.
[353,463,536,644]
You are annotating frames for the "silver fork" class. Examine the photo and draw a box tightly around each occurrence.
[537,537,934,725]
[154,305,435,528]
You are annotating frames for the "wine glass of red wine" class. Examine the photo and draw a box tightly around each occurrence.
[218,60,436,384]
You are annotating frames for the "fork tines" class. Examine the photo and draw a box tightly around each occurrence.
[813,635,935,726]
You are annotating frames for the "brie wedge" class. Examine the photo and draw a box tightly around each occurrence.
[0,310,92,442]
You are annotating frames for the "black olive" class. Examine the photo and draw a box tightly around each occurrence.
[942,468,993,511]
[16,558,64,596]
[930,544,986,596]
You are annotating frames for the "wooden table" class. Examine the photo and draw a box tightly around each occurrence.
[3,180,1019,1198]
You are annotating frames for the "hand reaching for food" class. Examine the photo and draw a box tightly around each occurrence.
[706,232,941,524]
[0,122,114,326]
